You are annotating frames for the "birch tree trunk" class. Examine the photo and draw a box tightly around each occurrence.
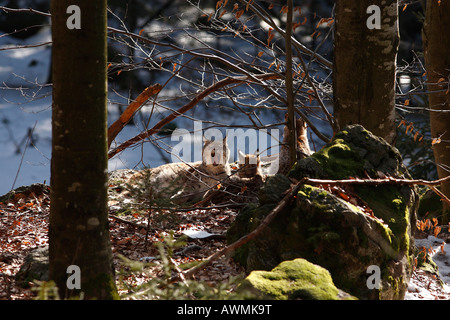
[423,0,450,224]
[333,0,399,145]
[49,0,118,299]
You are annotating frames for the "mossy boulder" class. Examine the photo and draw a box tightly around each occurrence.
[228,125,418,300]
[237,258,357,300]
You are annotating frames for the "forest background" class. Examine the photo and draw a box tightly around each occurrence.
[0,0,449,300]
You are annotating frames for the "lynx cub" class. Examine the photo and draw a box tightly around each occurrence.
[128,137,231,202]
[278,115,312,175]
[237,150,261,178]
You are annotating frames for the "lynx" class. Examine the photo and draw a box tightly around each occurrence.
[237,150,261,178]
[277,115,312,175]
[127,137,231,203]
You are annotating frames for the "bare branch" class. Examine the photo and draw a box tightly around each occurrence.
[235,0,333,68]
[108,73,282,159]
[0,6,51,17]
[108,83,162,148]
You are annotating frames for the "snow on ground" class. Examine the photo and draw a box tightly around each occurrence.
[0,27,52,194]
[0,86,51,194]
[405,235,450,300]
[0,84,168,196]
[0,27,173,195]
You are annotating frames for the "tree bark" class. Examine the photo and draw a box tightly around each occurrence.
[49,0,118,299]
[285,0,296,167]
[423,0,450,224]
[333,0,399,144]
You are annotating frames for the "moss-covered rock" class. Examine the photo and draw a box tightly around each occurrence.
[258,174,292,205]
[228,125,419,300]
[418,187,443,220]
[237,258,357,300]
[289,125,410,181]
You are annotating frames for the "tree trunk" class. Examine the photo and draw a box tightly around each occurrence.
[423,0,450,224]
[49,0,118,299]
[285,0,296,167]
[333,0,399,144]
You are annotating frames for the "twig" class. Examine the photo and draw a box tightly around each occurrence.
[301,175,450,187]
[109,214,148,229]
[235,0,332,69]
[301,176,450,205]
[295,47,337,133]
[10,122,37,195]
[0,6,50,17]
[170,258,189,287]
[108,73,281,159]
[429,186,450,206]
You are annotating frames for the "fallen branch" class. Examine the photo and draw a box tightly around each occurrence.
[107,83,162,149]
[301,175,450,205]
[301,175,450,187]
[178,179,303,281]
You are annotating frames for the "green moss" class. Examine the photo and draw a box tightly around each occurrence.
[310,139,364,179]
[354,185,410,254]
[238,259,356,300]
[415,246,439,275]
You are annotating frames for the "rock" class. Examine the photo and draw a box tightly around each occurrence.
[228,125,419,300]
[258,174,292,205]
[289,125,410,180]
[15,246,49,288]
[418,188,442,220]
[237,258,356,300]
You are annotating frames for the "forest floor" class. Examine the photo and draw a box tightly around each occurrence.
[0,182,245,300]
[0,182,449,300]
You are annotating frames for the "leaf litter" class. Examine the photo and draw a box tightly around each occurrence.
[0,183,244,299]
[0,182,449,300]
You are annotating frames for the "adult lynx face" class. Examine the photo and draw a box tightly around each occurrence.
[202,137,231,175]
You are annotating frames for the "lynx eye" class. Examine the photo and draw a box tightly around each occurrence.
[211,149,216,157]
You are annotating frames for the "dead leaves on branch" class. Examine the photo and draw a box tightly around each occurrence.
[107,83,162,149]
[417,217,449,240]
[313,182,379,221]
[398,119,426,143]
